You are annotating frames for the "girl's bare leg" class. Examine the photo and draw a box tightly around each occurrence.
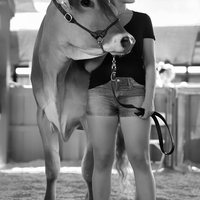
[120,116,156,200]
[87,115,119,200]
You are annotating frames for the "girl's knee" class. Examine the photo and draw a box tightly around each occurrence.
[94,153,114,171]
[129,152,150,170]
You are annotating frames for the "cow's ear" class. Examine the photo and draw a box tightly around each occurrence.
[64,0,71,9]
[58,0,71,10]
[110,3,118,16]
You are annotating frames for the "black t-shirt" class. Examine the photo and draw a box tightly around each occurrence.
[89,11,155,89]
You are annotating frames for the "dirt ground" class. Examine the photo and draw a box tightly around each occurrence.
[0,160,200,200]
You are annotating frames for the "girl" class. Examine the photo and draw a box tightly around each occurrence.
[86,0,157,199]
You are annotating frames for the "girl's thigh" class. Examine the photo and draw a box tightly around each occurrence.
[120,116,151,155]
[87,115,119,154]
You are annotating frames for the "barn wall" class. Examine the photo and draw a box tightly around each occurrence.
[9,87,87,162]
[8,87,175,164]
[176,87,200,165]
[8,86,200,166]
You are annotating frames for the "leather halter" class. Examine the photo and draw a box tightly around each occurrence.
[111,56,175,155]
[52,0,120,51]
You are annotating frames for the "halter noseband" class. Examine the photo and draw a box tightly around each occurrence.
[53,0,120,51]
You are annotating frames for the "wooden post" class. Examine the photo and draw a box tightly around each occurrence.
[163,88,177,168]
[176,94,187,167]
[0,0,14,167]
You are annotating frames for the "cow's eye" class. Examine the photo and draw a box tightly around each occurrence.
[80,0,92,7]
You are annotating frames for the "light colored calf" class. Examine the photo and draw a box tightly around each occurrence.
[31,0,134,199]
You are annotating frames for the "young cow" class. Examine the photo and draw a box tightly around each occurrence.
[31,0,134,199]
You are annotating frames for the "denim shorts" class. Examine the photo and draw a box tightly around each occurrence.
[86,77,145,117]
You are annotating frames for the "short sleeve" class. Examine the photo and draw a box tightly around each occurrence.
[143,14,155,40]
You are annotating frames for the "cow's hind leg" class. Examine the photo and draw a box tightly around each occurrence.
[37,108,60,200]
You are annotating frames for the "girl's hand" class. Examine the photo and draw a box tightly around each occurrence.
[140,100,155,119]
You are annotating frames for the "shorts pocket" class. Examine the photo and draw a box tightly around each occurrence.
[127,77,145,89]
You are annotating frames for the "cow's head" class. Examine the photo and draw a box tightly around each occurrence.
[53,0,135,60]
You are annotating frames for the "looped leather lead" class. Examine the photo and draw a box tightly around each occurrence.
[135,108,175,155]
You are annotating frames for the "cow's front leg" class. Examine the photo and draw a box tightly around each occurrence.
[37,108,60,200]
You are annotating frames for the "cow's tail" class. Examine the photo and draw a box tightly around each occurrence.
[114,127,128,181]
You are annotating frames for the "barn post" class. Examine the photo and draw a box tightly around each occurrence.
[0,0,15,167]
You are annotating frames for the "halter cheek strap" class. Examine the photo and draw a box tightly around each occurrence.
[53,0,120,51]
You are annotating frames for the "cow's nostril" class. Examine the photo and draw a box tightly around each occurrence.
[121,36,131,48]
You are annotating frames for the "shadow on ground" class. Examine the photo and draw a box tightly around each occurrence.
[0,160,200,200]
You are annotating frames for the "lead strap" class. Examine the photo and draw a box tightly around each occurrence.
[111,56,117,81]
[110,55,175,155]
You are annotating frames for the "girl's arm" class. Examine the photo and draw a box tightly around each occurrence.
[141,38,156,119]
